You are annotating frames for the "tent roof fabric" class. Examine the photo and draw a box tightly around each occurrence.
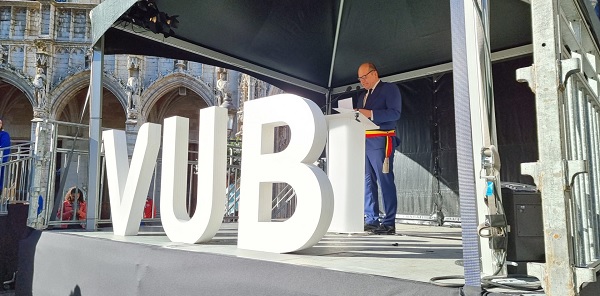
[92,0,532,101]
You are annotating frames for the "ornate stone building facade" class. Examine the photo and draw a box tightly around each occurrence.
[0,1,293,227]
[0,0,280,145]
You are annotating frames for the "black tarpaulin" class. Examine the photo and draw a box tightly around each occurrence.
[93,0,532,98]
[90,1,545,220]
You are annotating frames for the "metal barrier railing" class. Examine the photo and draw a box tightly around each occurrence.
[96,141,247,226]
[0,142,34,215]
[558,2,600,269]
[224,144,242,221]
[270,158,327,219]
[25,120,297,228]
[565,70,600,267]
[518,1,600,293]
[44,120,90,229]
[272,184,296,219]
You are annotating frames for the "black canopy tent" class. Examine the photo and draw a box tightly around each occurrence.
[92,0,532,103]
[89,0,538,288]
[89,0,538,219]
[89,0,538,227]
[92,0,531,222]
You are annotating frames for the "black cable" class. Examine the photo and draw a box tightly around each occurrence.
[482,274,543,291]
[490,180,508,276]
[430,274,543,292]
[429,275,464,288]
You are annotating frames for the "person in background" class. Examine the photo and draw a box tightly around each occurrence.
[0,118,11,190]
[356,62,402,235]
[56,187,87,229]
[143,196,156,219]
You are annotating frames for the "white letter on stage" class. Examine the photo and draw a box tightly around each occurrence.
[238,94,334,253]
[160,108,228,243]
[102,123,161,236]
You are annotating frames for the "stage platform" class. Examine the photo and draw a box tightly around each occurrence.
[15,223,549,296]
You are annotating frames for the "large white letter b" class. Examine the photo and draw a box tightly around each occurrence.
[238,94,333,253]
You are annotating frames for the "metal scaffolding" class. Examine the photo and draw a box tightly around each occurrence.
[518,0,600,295]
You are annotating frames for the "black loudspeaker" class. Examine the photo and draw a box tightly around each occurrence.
[501,183,545,275]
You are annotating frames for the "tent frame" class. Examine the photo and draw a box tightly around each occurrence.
[86,1,600,295]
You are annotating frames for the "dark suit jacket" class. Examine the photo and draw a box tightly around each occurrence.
[358,81,402,150]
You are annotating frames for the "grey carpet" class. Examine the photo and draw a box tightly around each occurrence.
[17,230,459,296]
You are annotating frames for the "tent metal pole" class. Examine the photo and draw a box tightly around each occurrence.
[326,0,346,89]
[87,36,104,231]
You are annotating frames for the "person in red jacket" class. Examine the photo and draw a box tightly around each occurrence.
[143,196,156,219]
[56,187,87,229]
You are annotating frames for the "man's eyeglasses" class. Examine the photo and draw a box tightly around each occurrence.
[358,70,375,81]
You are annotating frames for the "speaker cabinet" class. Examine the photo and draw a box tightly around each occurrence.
[501,185,545,274]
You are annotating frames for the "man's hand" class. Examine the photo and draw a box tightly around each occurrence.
[356,108,372,119]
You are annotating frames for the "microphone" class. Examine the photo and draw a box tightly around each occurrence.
[321,86,361,113]
[347,86,360,92]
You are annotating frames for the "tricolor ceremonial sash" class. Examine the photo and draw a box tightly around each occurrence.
[365,130,395,173]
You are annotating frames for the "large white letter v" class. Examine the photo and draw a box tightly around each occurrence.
[102,123,162,236]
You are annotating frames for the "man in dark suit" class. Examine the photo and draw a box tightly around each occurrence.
[356,63,402,235]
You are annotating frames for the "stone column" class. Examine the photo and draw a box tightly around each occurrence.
[27,119,52,229]
[125,119,144,158]
[28,43,52,229]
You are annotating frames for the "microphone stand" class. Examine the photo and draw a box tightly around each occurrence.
[325,89,332,115]
[322,86,360,115]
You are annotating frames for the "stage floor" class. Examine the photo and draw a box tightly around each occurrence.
[78,223,465,284]
[17,223,552,295]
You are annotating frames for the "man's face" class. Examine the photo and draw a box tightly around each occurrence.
[358,67,377,89]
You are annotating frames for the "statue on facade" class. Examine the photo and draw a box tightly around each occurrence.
[126,76,139,110]
[216,71,228,104]
[33,67,47,109]
[175,60,186,72]
[85,47,93,69]
[125,76,140,119]
[0,45,6,65]
[126,56,141,120]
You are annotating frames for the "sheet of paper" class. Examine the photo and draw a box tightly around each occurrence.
[333,108,354,113]
[337,97,354,110]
